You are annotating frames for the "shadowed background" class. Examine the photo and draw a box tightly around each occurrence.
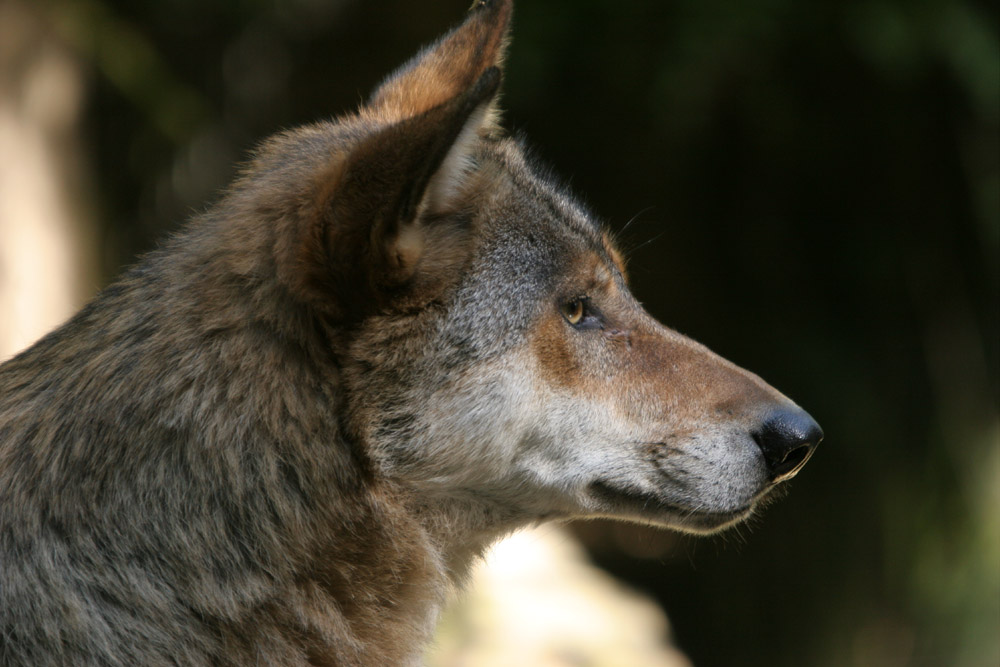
[0,1,996,665]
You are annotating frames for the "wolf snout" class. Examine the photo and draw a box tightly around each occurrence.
[752,407,823,483]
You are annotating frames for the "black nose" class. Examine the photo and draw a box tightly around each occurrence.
[754,407,823,482]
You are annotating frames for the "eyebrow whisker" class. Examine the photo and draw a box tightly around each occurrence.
[619,206,655,235]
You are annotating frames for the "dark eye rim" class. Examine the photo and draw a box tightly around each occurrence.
[560,297,603,330]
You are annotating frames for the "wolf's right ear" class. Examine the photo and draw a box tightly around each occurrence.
[365,0,512,124]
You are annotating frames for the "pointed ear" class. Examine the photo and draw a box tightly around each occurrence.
[287,69,502,318]
[366,0,512,123]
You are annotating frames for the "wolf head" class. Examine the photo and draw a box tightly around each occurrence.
[240,0,821,536]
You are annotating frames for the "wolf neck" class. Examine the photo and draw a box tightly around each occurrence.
[133,221,527,651]
[399,487,531,583]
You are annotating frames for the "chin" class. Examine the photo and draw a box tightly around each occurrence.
[664,506,757,534]
[585,479,767,534]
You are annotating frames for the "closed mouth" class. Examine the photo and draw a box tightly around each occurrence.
[587,480,753,531]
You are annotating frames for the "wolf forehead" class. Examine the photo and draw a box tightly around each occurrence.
[467,139,622,274]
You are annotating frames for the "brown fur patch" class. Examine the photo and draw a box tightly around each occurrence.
[530,253,609,390]
[602,232,628,282]
[531,310,579,389]
[278,155,347,307]
[367,0,512,121]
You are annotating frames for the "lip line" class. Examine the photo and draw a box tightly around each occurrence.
[587,480,752,523]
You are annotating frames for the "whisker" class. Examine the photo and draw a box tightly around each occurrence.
[629,231,666,254]
[618,206,655,236]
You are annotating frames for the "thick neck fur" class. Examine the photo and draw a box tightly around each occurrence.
[0,166,520,664]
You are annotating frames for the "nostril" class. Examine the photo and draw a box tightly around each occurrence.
[772,443,813,480]
[754,407,823,482]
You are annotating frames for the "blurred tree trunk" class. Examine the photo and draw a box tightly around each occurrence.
[0,0,97,360]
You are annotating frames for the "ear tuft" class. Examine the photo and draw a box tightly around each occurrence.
[418,67,500,216]
[391,223,425,275]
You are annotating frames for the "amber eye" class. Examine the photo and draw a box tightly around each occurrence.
[561,298,585,325]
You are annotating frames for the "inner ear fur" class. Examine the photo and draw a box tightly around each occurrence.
[287,69,502,319]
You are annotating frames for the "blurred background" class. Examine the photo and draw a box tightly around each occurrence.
[0,0,996,665]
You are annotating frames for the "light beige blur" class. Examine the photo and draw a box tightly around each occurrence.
[0,1,97,360]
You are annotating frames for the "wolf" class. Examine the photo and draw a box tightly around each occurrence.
[0,1,822,664]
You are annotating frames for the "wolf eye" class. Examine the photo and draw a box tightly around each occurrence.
[561,298,585,325]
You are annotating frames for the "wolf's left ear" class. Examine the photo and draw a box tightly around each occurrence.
[365,0,512,125]
[288,69,502,317]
